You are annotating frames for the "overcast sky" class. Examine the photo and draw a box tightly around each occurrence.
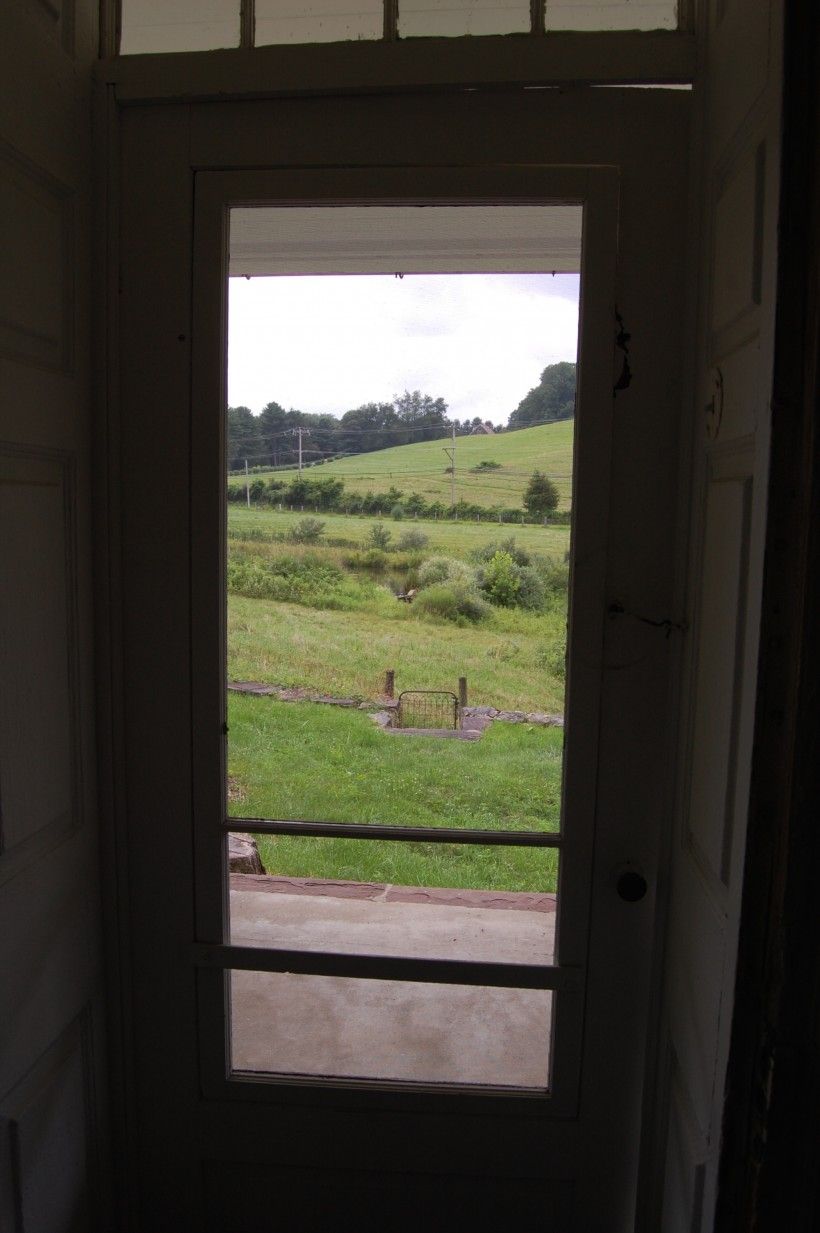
[227,272,579,426]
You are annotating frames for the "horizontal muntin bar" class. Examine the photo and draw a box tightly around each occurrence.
[224,818,562,846]
[195,943,579,990]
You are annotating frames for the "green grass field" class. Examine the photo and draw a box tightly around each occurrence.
[228,419,575,511]
[227,507,569,712]
[229,696,561,891]
[227,505,571,560]
[226,482,570,891]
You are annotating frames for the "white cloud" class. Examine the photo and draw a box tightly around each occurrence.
[227,272,579,425]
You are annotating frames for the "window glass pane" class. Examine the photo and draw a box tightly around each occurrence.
[254,0,383,45]
[399,0,530,39]
[545,0,677,30]
[119,0,240,53]
[229,834,558,963]
[231,971,553,1087]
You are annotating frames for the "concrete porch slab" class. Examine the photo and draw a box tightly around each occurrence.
[229,883,555,1088]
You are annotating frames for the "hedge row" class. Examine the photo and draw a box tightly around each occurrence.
[227,474,571,526]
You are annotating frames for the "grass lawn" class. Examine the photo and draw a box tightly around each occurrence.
[229,596,566,713]
[227,419,575,511]
[227,504,571,559]
[229,695,561,891]
[226,501,569,893]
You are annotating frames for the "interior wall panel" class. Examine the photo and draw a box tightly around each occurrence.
[642,2,783,1229]
[685,468,752,893]
[0,142,73,372]
[709,0,772,157]
[0,1013,96,1233]
[0,0,107,1227]
[203,1162,575,1232]
[0,447,80,878]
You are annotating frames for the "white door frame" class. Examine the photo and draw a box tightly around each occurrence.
[112,88,690,1230]
[189,165,616,1119]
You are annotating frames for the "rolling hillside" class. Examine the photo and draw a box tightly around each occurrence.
[227,419,575,510]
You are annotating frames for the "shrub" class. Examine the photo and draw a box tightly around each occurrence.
[357,547,389,571]
[396,529,429,550]
[537,640,567,681]
[516,566,547,611]
[417,556,476,590]
[470,537,532,568]
[413,584,489,626]
[390,504,404,521]
[539,556,570,603]
[226,551,392,612]
[482,550,521,607]
[286,516,325,544]
[470,459,501,472]
[367,522,392,550]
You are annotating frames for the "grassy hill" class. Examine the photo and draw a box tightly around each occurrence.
[227,419,575,511]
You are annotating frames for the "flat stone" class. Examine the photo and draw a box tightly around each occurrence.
[368,710,394,728]
[384,886,557,913]
[228,834,264,875]
[230,873,558,915]
[525,712,565,727]
[232,873,386,900]
[384,727,482,740]
[228,681,282,695]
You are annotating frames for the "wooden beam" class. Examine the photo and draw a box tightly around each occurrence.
[102,31,696,104]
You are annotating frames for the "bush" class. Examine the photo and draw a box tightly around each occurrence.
[470,537,532,568]
[390,504,404,521]
[539,556,570,603]
[396,529,429,550]
[286,516,325,544]
[537,640,567,681]
[470,459,501,472]
[413,584,489,626]
[226,551,390,612]
[417,556,476,590]
[481,550,521,607]
[357,547,389,571]
[516,566,547,611]
[367,523,392,550]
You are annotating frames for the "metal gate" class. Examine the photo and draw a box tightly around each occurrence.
[396,690,460,730]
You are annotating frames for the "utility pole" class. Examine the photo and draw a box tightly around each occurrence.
[287,426,311,472]
[244,458,250,508]
[442,424,456,509]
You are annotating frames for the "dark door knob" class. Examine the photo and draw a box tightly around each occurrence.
[617,870,648,902]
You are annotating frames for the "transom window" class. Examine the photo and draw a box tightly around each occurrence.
[119,0,680,55]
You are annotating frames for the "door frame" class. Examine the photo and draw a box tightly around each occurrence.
[109,87,690,1229]
[189,165,617,1118]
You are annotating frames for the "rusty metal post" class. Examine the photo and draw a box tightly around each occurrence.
[458,677,468,709]
[385,669,395,698]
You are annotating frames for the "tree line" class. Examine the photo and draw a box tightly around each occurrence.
[227,363,576,471]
